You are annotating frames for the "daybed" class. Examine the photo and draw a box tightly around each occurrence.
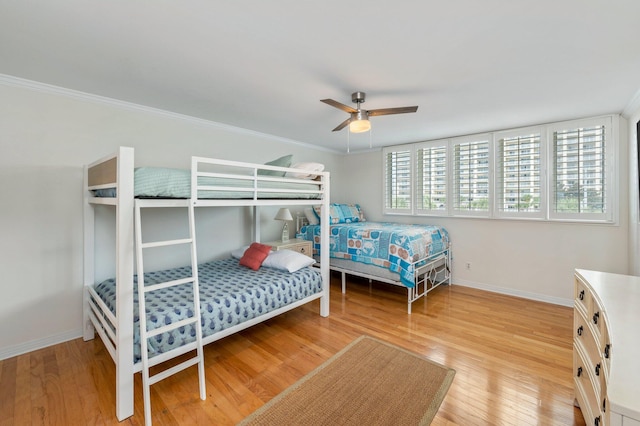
[83,147,330,423]
[296,203,450,313]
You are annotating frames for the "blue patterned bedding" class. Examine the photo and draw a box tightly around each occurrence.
[93,258,322,362]
[297,222,449,288]
[92,167,321,199]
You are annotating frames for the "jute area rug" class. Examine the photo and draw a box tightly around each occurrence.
[239,335,455,426]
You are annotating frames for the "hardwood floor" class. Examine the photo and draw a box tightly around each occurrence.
[1,274,587,425]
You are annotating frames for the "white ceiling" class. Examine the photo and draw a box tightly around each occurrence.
[2,1,640,153]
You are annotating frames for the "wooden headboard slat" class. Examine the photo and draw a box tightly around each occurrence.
[88,157,117,187]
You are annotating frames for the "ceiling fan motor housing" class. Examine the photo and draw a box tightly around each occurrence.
[352,91,366,105]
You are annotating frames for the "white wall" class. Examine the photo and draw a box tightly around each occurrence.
[0,78,342,359]
[1,73,634,360]
[340,126,630,306]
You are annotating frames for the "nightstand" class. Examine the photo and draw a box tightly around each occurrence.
[265,238,313,258]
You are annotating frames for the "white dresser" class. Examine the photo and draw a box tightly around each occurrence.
[574,269,640,426]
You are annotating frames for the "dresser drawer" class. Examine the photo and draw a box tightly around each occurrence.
[575,276,591,315]
[574,313,601,369]
[290,242,311,256]
[590,297,606,343]
[575,349,599,426]
[600,324,612,372]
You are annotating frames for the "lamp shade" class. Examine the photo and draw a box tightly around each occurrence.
[349,119,371,133]
[349,110,371,133]
[274,208,293,221]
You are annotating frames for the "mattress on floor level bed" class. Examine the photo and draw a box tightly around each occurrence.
[298,222,449,288]
[93,258,323,362]
[92,167,321,199]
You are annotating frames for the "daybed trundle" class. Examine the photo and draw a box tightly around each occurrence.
[297,204,451,314]
[83,147,330,424]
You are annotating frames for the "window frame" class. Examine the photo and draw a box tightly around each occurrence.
[382,144,414,215]
[547,116,616,223]
[493,126,546,220]
[450,134,492,218]
[415,139,449,216]
[380,115,619,224]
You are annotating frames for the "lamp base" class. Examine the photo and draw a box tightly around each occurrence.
[281,223,289,242]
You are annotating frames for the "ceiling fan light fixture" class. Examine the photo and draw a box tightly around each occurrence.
[321,91,417,134]
[349,111,371,133]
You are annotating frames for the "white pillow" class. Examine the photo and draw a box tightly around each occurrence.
[287,162,325,179]
[305,207,319,225]
[262,249,316,272]
[231,245,250,259]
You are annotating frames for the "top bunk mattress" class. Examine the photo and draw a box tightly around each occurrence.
[93,167,321,199]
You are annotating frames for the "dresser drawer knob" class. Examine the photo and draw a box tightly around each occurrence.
[595,363,601,376]
[594,415,601,426]
[592,311,599,325]
[604,343,610,359]
[577,325,583,336]
[577,366,583,377]
[579,289,585,300]
[602,398,606,412]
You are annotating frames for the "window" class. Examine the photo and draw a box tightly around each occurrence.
[381,115,617,223]
[452,136,490,216]
[549,117,613,222]
[383,145,413,214]
[495,128,543,219]
[416,141,448,214]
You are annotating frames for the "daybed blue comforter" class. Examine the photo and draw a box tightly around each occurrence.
[297,222,449,288]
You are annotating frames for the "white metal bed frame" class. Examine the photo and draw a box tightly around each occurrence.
[330,248,451,314]
[82,146,330,422]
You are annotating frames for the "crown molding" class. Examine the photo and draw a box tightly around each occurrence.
[0,74,340,154]
[623,87,640,118]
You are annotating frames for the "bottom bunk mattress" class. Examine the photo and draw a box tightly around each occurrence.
[93,258,323,362]
[297,222,449,288]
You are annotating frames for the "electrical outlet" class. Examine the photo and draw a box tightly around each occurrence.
[465,262,471,270]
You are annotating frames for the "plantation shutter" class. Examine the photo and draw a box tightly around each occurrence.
[452,138,490,214]
[383,146,413,213]
[416,142,448,213]
[496,131,542,217]
[553,125,606,214]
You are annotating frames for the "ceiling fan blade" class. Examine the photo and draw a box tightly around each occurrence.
[321,98,358,114]
[368,106,418,117]
[332,118,351,132]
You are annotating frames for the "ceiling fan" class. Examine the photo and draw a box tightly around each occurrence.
[321,91,418,133]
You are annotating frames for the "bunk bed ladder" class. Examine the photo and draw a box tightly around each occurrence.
[134,200,206,426]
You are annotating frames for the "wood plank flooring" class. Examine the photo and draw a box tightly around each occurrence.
[1,274,587,425]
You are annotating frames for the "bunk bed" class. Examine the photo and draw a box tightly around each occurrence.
[296,204,450,314]
[82,147,330,423]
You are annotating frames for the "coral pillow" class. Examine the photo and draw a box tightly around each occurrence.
[239,242,272,270]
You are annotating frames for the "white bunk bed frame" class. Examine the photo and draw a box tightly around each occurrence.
[82,146,330,421]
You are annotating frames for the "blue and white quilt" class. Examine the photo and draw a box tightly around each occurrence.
[93,258,322,363]
[297,222,449,288]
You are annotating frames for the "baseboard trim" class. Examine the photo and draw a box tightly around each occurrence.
[453,279,573,307]
[0,329,82,361]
